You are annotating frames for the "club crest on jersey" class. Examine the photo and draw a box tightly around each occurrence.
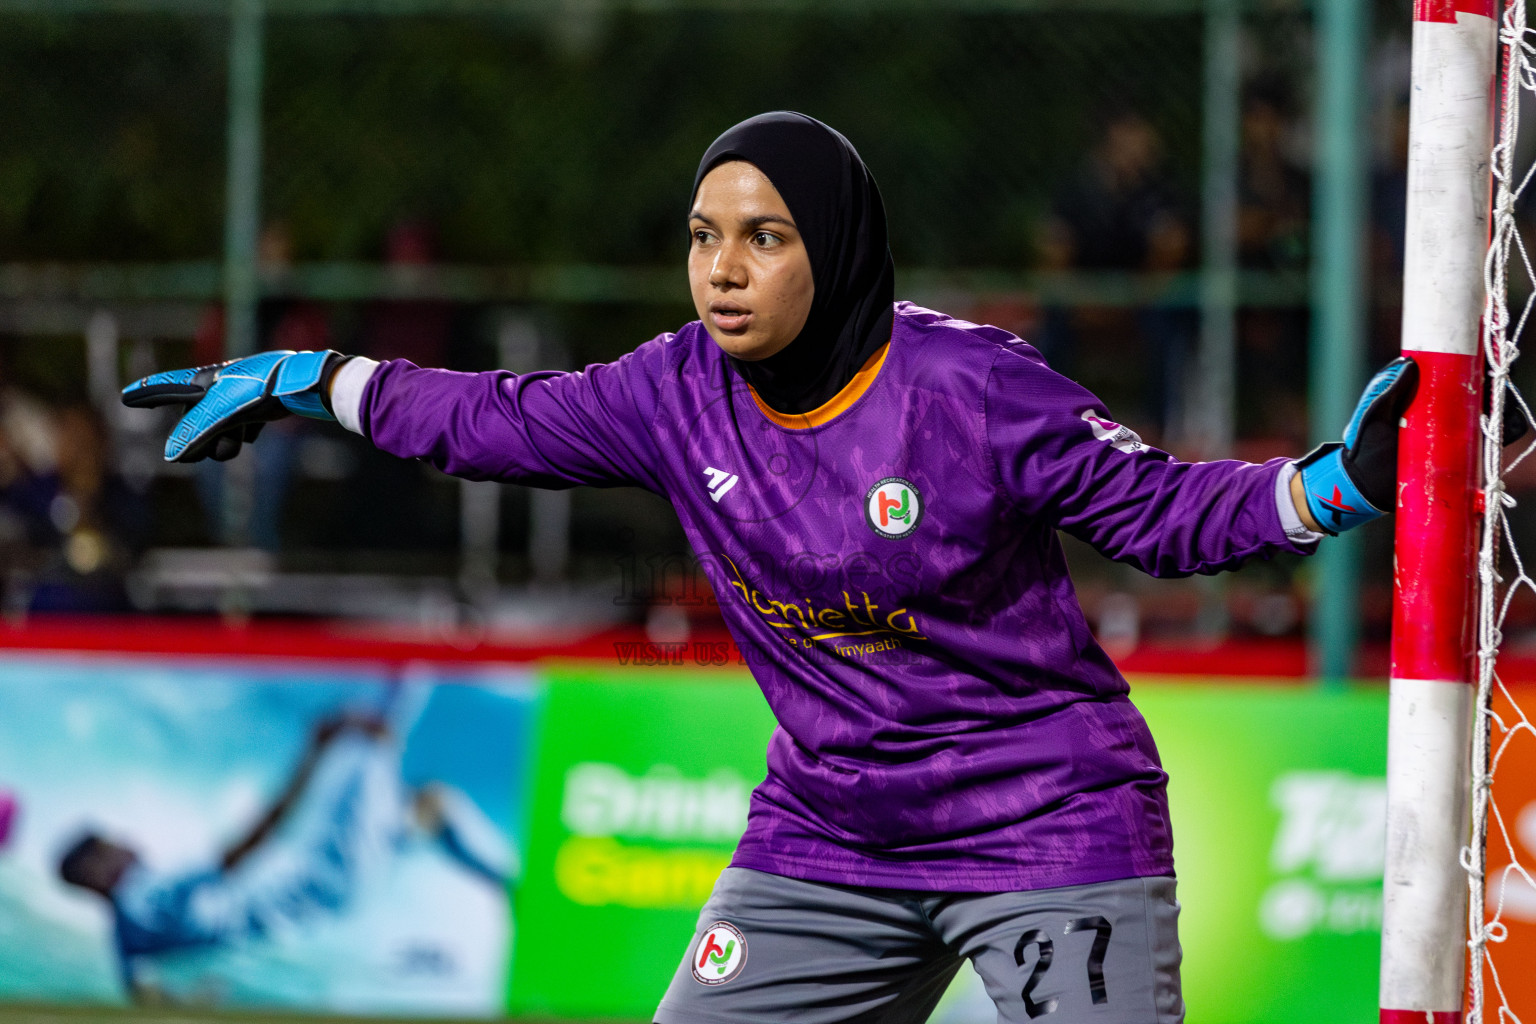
[865,477,923,539]
[1081,409,1147,454]
[692,922,747,985]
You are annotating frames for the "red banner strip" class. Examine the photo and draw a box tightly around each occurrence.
[1382,1011,1462,1024]
[1415,0,1496,23]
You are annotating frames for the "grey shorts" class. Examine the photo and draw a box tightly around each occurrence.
[655,868,1182,1024]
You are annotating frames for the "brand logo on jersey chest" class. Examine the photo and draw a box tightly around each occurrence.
[864,477,923,539]
[702,466,739,503]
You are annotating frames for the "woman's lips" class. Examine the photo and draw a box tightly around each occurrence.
[710,307,753,333]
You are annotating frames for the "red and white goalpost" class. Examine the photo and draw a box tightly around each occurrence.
[1383,1,1501,1022]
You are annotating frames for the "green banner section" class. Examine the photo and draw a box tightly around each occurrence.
[507,670,1390,1024]
[1137,681,1387,1021]
[508,667,777,1020]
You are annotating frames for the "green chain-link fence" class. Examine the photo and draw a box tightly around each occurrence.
[4,0,1414,659]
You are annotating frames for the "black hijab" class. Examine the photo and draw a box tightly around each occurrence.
[691,111,896,415]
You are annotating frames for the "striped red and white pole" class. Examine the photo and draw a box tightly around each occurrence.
[1383,2,1496,1022]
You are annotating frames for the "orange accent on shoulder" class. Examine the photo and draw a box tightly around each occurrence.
[748,342,890,429]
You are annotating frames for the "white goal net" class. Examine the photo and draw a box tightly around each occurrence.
[1472,3,1536,1021]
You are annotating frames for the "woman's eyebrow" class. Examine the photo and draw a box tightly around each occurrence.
[687,211,796,230]
[742,214,796,230]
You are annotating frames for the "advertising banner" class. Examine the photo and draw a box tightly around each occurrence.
[508,672,1398,1023]
[1,653,1530,1023]
[507,666,776,1020]
[1142,682,1388,1016]
[930,680,1390,1024]
[0,655,537,1016]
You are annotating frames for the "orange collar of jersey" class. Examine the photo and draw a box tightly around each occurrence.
[747,341,890,429]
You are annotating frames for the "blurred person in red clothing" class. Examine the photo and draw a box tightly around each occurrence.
[358,218,457,368]
[192,221,331,365]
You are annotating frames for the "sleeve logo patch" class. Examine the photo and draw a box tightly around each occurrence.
[692,921,747,985]
[864,477,924,539]
[1081,410,1147,454]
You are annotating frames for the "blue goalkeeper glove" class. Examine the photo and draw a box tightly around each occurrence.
[121,349,346,463]
[1296,357,1419,535]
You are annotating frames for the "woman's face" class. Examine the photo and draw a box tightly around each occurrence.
[689,161,815,361]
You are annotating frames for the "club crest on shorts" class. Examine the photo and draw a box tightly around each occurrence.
[692,921,747,985]
[865,477,923,539]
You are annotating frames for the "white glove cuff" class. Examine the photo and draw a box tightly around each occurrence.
[1277,461,1324,544]
[331,357,380,435]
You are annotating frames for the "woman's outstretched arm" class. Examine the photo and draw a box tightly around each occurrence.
[339,336,670,493]
[124,337,673,494]
[985,340,1324,578]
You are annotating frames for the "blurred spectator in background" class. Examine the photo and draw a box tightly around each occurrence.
[1046,111,1191,273]
[192,220,333,365]
[360,219,455,367]
[1236,86,1311,455]
[0,345,57,590]
[1372,95,1411,282]
[193,221,333,550]
[1237,89,1310,271]
[5,404,149,612]
[1036,109,1193,439]
[340,218,462,553]
[0,348,57,488]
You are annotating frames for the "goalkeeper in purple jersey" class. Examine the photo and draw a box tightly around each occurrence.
[126,113,1418,1024]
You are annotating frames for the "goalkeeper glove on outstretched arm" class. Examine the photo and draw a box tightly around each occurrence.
[121,350,347,463]
[1294,357,1419,535]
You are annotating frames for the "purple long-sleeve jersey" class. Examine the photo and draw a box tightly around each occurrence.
[358,302,1312,892]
